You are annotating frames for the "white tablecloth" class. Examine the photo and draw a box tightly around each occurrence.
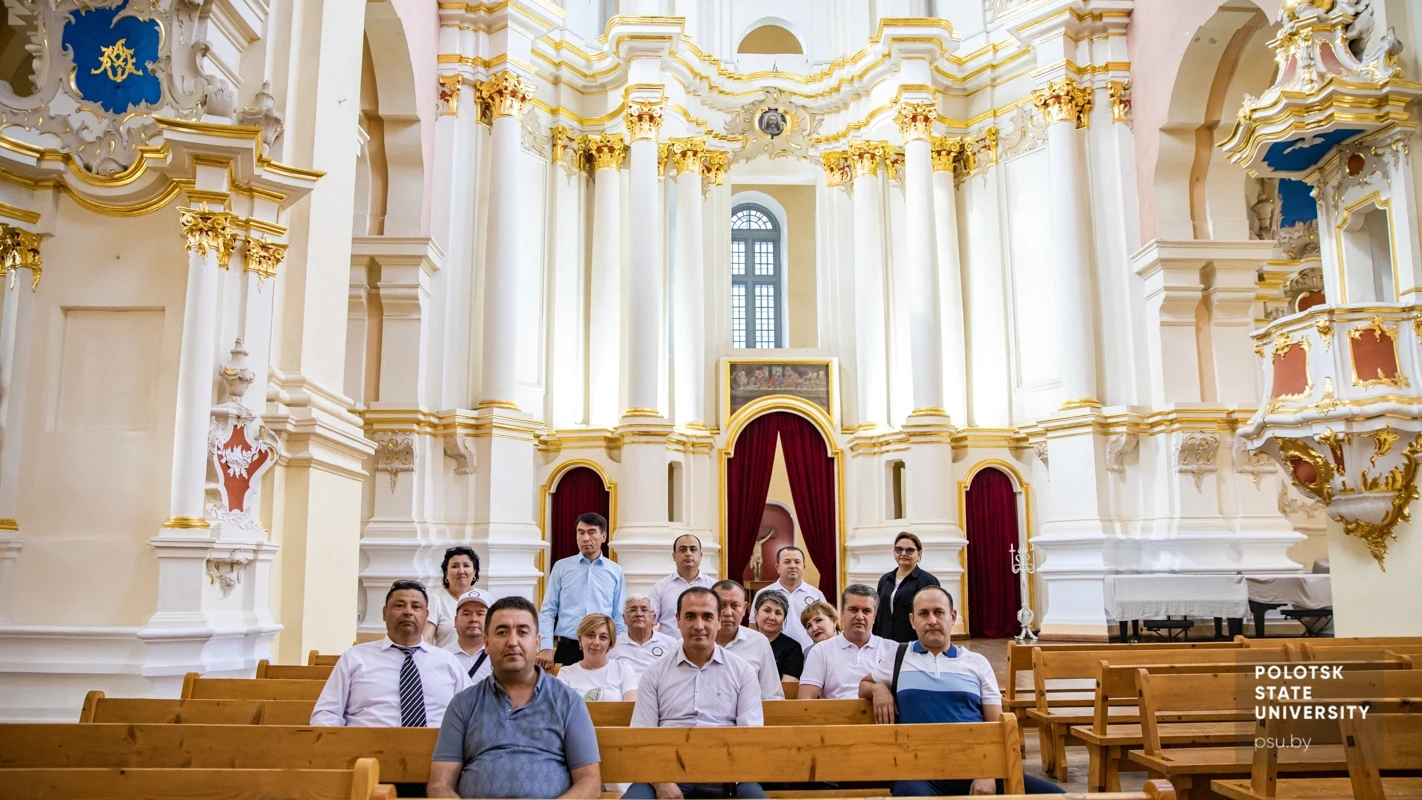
[1104,574,1250,620]
[1246,574,1332,610]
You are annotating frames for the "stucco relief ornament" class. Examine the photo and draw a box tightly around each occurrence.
[1176,432,1221,491]
[374,432,416,492]
[206,340,280,534]
[1105,433,1139,476]
[0,0,222,176]
[997,103,1049,160]
[725,88,820,164]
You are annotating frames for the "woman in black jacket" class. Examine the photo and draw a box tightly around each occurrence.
[874,532,942,643]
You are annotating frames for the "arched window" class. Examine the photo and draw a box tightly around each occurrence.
[731,204,782,348]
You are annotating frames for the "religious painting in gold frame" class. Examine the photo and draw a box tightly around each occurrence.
[723,358,836,424]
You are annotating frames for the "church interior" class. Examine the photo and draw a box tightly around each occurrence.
[1,0,1422,795]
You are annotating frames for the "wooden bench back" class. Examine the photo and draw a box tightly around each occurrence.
[182,672,326,701]
[1033,646,1290,713]
[1005,639,1241,701]
[310,650,341,666]
[1239,635,1422,648]
[1299,644,1422,661]
[257,660,334,680]
[0,719,1025,789]
[1248,712,1422,799]
[587,698,874,727]
[1090,660,1286,733]
[0,759,385,800]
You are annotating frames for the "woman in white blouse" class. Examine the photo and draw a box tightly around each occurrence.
[555,614,639,702]
[424,546,479,648]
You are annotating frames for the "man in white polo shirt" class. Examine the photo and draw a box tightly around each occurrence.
[797,584,886,700]
[608,594,676,680]
[712,579,784,700]
[445,588,493,684]
[751,546,825,650]
[648,534,714,638]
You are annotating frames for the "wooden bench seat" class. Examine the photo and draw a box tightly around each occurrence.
[1211,777,1422,800]
[1128,745,1348,800]
[0,759,390,800]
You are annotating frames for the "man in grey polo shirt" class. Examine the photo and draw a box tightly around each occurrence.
[428,595,602,799]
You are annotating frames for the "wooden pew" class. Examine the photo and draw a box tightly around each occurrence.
[0,758,391,800]
[309,650,341,666]
[1297,643,1422,661]
[1239,636,1422,649]
[257,660,334,680]
[1031,646,1290,779]
[183,672,327,701]
[0,718,1033,791]
[1212,713,1422,799]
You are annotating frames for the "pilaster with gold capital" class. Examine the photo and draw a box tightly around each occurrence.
[478,71,536,119]
[821,150,853,190]
[848,141,884,179]
[0,223,42,558]
[701,150,729,193]
[668,137,706,175]
[850,141,889,426]
[626,100,664,142]
[584,133,628,172]
[550,126,583,175]
[1031,77,1094,129]
[896,101,938,142]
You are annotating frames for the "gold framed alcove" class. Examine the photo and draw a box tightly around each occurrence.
[535,458,618,604]
[957,458,1038,638]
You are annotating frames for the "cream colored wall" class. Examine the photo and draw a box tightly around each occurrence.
[1328,518,1422,636]
[6,198,187,626]
[735,183,818,348]
[763,437,821,588]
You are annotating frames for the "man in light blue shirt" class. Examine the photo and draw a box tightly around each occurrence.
[538,512,627,667]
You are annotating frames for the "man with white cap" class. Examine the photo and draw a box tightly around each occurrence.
[446,588,494,684]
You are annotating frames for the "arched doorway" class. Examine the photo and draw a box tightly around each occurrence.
[548,465,612,565]
[723,408,839,600]
[964,466,1024,639]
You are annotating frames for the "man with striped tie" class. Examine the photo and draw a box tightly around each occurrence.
[311,580,471,727]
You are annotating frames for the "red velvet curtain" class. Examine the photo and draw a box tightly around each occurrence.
[725,414,783,591]
[777,413,838,600]
[550,467,611,564]
[964,467,1023,639]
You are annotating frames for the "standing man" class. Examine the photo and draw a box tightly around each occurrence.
[312,580,470,727]
[429,596,602,799]
[624,587,767,799]
[539,512,627,668]
[858,586,1063,796]
[446,588,493,684]
[712,579,784,700]
[752,547,826,650]
[609,594,678,681]
[798,584,887,700]
[648,534,714,638]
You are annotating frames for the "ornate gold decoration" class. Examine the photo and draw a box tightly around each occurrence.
[821,151,851,187]
[1280,0,1335,20]
[1349,316,1409,390]
[847,141,884,178]
[437,74,462,117]
[1279,438,1336,505]
[1316,376,1341,413]
[178,204,237,269]
[701,150,729,187]
[895,100,938,142]
[1368,426,1400,467]
[668,137,706,175]
[1030,77,1093,129]
[244,234,287,288]
[1316,427,1348,474]
[477,71,536,118]
[725,89,819,163]
[1314,316,1334,350]
[657,142,671,177]
[585,133,627,171]
[1108,80,1131,125]
[883,147,906,182]
[92,38,144,83]
[626,100,664,141]
[1340,434,1422,569]
[0,225,42,290]
[551,127,581,173]
[162,516,212,529]
[930,136,962,174]
[1272,329,1311,357]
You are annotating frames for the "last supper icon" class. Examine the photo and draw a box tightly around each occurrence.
[757,108,788,138]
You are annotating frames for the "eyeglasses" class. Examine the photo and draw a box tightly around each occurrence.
[893,546,919,555]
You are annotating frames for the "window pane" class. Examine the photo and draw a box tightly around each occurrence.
[731,240,745,276]
[754,284,777,348]
[731,283,746,348]
[732,208,772,230]
[754,240,775,276]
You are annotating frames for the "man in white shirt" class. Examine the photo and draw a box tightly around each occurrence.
[648,534,714,638]
[751,547,826,650]
[609,594,677,680]
[445,588,493,684]
[712,580,784,700]
[625,587,766,799]
[798,584,887,700]
[312,580,470,727]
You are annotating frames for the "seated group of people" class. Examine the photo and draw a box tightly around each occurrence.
[311,519,1063,798]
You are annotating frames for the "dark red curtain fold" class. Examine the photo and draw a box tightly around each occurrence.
[725,414,783,589]
[550,467,611,564]
[964,467,1022,639]
[776,413,839,601]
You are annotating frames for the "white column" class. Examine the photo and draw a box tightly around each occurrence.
[0,227,40,619]
[849,141,889,428]
[963,172,1012,427]
[1132,246,1205,406]
[671,137,707,428]
[820,153,860,424]
[930,139,968,426]
[433,74,480,410]
[623,100,664,419]
[1032,78,1100,409]
[587,135,625,427]
[549,129,587,427]
[897,101,946,416]
[476,72,534,410]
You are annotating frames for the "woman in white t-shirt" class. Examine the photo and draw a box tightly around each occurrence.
[425,546,480,648]
[555,613,639,702]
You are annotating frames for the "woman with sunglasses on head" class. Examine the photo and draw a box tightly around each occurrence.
[873,532,941,643]
[425,546,481,648]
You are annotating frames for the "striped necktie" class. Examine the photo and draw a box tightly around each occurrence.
[393,644,427,727]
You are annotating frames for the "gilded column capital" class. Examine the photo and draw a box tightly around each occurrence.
[1108,80,1132,126]
[821,150,852,187]
[883,146,906,182]
[930,136,963,173]
[895,100,938,142]
[626,100,664,142]
[478,71,536,118]
[179,204,237,269]
[847,141,884,179]
[244,234,288,288]
[668,137,706,174]
[701,150,729,186]
[551,126,583,173]
[437,74,462,117]
[0,224,42,291]
[584,133,628,171]
[1031,77,1094,129]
